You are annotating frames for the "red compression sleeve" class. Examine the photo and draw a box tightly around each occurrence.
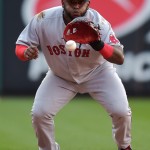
[99,44,114,59]
[15,45,28,61]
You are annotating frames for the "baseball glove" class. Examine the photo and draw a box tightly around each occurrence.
[63,17,100,44]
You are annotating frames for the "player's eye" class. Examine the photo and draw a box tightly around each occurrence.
[67,0,86,5]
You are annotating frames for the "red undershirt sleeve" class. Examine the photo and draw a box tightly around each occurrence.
[15,44,28,61]
[99,43,114,59]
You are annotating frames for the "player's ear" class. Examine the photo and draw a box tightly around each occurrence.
[61,0,65,7]
[87,0,90,6]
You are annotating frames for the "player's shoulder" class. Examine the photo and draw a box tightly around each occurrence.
[87,8,100,17]
[87,8,102,20]
[87,8,110,25]
[35,6,63,21]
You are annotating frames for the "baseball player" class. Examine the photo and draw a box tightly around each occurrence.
[15,0,132,150]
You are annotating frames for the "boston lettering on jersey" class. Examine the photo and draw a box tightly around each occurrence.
[47,45,90,57]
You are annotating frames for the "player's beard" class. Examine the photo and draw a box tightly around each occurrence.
[63,5,89,21]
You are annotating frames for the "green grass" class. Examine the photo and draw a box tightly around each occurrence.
[0,96,150,150]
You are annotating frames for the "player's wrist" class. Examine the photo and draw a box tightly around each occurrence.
[90,40,104,51]
[90,40,114,59]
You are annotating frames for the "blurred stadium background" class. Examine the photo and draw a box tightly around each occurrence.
[0,0,150,96]
[0,0,150,150]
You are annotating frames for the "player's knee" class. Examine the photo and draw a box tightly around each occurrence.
[111,109,132,126]
[31,107,54,124]
[111,107,132,118]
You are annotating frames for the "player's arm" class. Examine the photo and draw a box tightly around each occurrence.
[90,40,124,65]
[107,45,124,65]
[15,44,39,61]
[16,14,41,61]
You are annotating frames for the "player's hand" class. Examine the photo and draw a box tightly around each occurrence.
[24,46,39,60]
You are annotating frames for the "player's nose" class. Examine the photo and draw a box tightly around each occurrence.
[73,3,81,9]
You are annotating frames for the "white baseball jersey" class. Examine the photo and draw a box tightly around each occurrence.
[16,6,122,84]
[17,6,132,150]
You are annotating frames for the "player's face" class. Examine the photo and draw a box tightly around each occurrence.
[62,0,90,22]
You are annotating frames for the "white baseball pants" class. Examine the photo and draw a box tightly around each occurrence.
[31,68,132,150]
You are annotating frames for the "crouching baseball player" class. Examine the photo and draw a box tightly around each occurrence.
[15,0,132,150]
